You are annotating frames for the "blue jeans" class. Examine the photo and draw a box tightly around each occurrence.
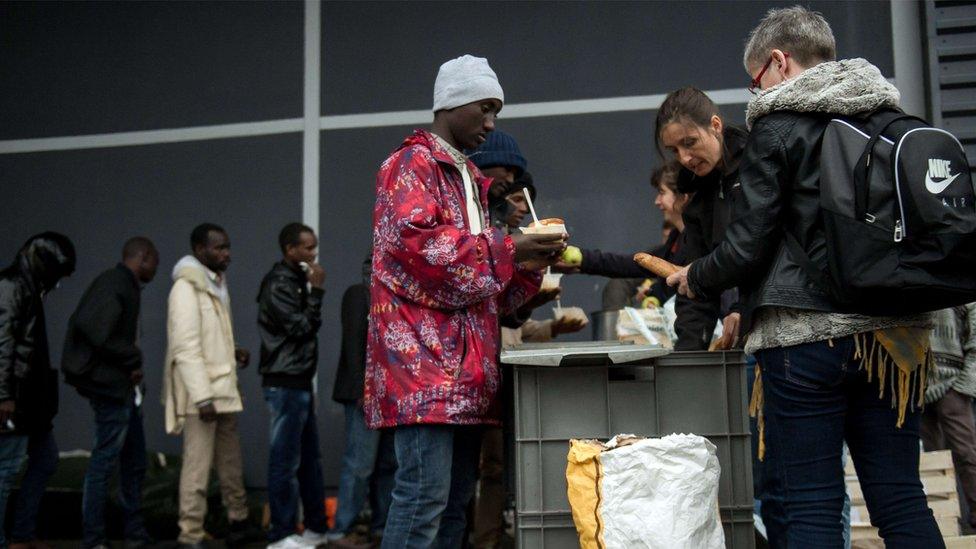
[264,387,327,542]
[0,435,28,549]
[10,429,58,543]
[755,337,943,548]
[381,425,483,549]
[332,402,395,536]
[82,397,148,548]
[746,356,852,547]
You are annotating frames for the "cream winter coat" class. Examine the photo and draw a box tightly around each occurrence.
[163,256,243,435]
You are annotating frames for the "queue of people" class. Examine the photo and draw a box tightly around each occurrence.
[2,4,975,549]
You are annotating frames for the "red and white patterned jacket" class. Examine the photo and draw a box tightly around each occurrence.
[364,130,541,428]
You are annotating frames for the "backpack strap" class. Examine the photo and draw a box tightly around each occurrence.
[852,110,927,222]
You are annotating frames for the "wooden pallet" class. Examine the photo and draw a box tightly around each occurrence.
[847,450,964,546]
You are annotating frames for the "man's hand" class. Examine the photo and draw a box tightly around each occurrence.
[666,265,696,299]
[130,368,144,385]
[198,402,218,423]
[235,348,250,369]
[550,261,581,274]
[715,312,741,350]
[512,233,568,271]
[306,262,326,289]
[551,316,587,336]
[0,400,15,427]
[523,287,561,311]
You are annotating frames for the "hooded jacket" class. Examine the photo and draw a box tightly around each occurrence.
[0,233,74,434]
[365,129,541,429]
[163,255,242,435]
[685,58,929,352]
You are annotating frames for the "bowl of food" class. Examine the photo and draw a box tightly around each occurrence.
[520,217,566,235]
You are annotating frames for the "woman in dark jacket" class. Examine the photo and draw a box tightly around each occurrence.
[655,87,750,350]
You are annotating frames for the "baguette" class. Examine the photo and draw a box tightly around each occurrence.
[633,252,681,278]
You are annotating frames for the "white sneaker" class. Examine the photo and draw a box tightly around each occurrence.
[300,530,331,548]
[268,534,312,549]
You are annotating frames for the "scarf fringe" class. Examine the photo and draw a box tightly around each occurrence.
[749,333,934,462]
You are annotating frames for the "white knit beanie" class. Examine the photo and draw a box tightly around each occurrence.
[432,55,504,112]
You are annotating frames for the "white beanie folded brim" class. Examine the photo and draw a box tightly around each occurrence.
[433,55,504,112]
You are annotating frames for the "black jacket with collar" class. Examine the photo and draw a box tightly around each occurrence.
[687,59,903,319]
[332,282,369,403]
[63,264,143,402]
[257,261,324,389]
[675,126,749,350]
[0,257,58,434]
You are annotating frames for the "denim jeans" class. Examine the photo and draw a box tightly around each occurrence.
[746,356,852,547]
[264,387,327,543]
[0,435,28,548]
[82,397,148,548]
[10,429,58,543]
[381,424,483,549]
[755,336,943,548]
[331,401,395,536]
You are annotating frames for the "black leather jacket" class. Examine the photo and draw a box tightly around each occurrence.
[257,261,324,388]
[688,111,838,316]
[0,257,63,433]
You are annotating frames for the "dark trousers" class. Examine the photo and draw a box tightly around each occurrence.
[755,337,943,548]
[264,387,328,542]
[10,429,58,543]
[81,397,148,548]
[922,387,976,527]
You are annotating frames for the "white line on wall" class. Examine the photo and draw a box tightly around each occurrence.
[0,87,755,154]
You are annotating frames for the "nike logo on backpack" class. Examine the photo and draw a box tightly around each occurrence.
[925,158,960,194]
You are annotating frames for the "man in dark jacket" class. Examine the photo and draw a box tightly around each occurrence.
[328,253,395,549]
[668,6,942,546]
[257,223,329,549]
[0,233,75,548]
[63,237,158,549]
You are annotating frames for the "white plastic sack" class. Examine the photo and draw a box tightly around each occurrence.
[567,434,724,549]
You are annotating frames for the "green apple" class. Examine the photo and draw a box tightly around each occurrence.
[561,245,583,266]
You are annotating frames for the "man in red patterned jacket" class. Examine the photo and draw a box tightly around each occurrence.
[366,55,567,548]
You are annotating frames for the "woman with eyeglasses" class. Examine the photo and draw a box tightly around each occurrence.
[654,86,749,351]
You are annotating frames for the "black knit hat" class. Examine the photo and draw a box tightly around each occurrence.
[466,130,527,177]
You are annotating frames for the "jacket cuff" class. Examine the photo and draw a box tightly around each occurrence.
[688,260,711,300]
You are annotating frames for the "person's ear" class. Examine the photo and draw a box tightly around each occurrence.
[772,49,789,76]
[710,115,723,136]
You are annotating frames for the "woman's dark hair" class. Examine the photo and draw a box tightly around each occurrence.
[654,87,723,158]
[649,160,682,193]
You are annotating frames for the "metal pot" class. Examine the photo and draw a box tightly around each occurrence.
[591,309,621,341]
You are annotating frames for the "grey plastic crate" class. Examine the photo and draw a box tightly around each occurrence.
[512,351,754,549]
[516,508,755,549]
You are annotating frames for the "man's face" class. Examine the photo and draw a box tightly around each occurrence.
[139,250,160,284]
[447,99,502,151]
[504,189,530,228]
[286,231,318,265]
[482,165,517,199]
[195,230,232,273]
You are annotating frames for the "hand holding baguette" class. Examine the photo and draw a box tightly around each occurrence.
[633,252,682,278]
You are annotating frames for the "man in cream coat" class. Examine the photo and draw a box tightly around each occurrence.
[163,223,257,548]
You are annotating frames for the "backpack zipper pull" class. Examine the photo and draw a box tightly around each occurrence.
[893,220,904,242]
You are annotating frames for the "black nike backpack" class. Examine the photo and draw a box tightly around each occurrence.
[785,109,976,315]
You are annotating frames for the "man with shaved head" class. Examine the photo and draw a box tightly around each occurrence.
[63,236,159,549]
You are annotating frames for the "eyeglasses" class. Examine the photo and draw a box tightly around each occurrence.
[749,52,789,95]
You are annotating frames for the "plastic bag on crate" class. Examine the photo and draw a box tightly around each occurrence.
[616,306,673,349]
[566,434,724,549]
